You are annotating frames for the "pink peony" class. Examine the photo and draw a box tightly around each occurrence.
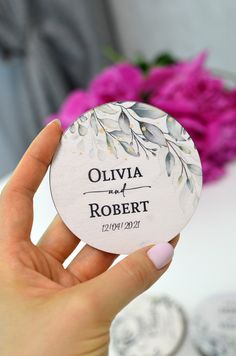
[89,62,143,102]
[45,54,236,183]
[45,63,143,129]
[145,52,236,183]
[45,90,99,130]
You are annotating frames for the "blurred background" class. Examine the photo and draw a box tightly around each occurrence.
[1,0,236,177]
[1,1,236,355]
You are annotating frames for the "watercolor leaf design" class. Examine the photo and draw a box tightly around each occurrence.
[119,141,139,156]
[90,113,98,136]
[166,116,185,141]
[177,143,192,154]
[98,104,118,114]
[69,122,76,133]
[131,102,163,119]
[139,122,167,146]
[87,104,202,210]
[186,177,194,193]
[78,124,88,136]
[105,133,118,158]
[80,115,88,122]
[109,130,131,141]
[99,118,118,130]
[187,164,202,176]
[118,112,131,134]
[165,151,175,177]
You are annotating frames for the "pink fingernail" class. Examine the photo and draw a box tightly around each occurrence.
[147,242,174,270]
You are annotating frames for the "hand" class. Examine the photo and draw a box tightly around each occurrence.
[0,119,178,356]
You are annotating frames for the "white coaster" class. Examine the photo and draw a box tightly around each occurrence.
[191,294,236,356]
[49,101,202,254]
[111,295,187,356]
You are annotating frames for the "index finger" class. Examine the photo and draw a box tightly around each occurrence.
[0,119,62,242]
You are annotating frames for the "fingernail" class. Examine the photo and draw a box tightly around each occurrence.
[147,242,174,270]
[47,118,61,127]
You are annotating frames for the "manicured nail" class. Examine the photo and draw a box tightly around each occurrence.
[147,242,174,270]
[47,118,61,127]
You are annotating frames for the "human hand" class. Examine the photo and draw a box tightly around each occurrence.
[0,119,178,356]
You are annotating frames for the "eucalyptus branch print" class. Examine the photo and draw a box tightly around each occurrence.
[67,101,202,210]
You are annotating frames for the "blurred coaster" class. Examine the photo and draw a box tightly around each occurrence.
[50,101,202,254]
[191,294,236,356]
[111,295,187,356]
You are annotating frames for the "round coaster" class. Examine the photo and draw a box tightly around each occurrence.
[191,294,236,356]
[111,295,187,356]
[49,101,202,254]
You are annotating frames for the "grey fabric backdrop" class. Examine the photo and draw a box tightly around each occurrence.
[0,0,118,177]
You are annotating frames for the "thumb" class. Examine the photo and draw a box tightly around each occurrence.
[80,236,178,320]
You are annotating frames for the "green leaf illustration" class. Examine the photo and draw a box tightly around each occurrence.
[90,113,98,136]
[69,122,76,133]
[139,122,167,146]
[80,115,88,122]
[106,133,118,158]
[100,118,118,130]
[118,112,131,134]
[178,175,184,185]
[178,144,192,154]
[119,141,139,156]
[186,177,194,193]
[165,151,175,177]
[187,164,202,176]
[78,124,88,136]
[131,103,162,119]
[98,104,118,114]
[166,116,185,141]
[110,130,131,141]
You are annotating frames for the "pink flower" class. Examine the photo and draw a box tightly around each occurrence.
[145,53,236,183]
[45,54,236,183]
[46,63,143,129]
[45,90,99,130]
[89,62,143,102]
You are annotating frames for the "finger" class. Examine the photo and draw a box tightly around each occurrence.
[76,236,179,319]
[37,215,80,263]
[67,244,118,282]
[0,119,62,242]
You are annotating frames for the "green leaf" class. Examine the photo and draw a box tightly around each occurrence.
[139,122,167,146]
[165,151,175,177]
[80,115,88,122]
[110,130,130,141]
[118,112,131,134]
[178,175,184,185]
[131,103,161,119]
[154,52,177,66]
[100,118,118,130]
[186,177,194,193]
[117,101,136,108]
[69,122,76,133]
[90,113,98,136]
[119,141,139,157]
[166,116,184,141]
[178,144,192,154]
[187,164,202,176]
[98,104,118,115]
[106,134,118,158]
[78,124,88,136]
